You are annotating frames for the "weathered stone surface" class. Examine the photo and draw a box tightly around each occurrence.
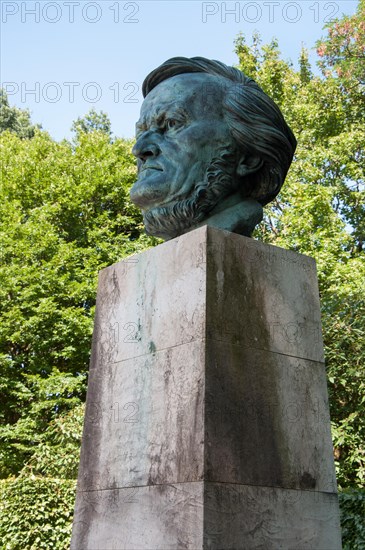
[72,483,204,550]
[77,341,205,492]
[72,482,341,550]
[205,228,324,362]
[203,483,342,549]
[92,227,206,365]
[77,341,335,494]
[72,226,341,549]
[205,343,336,491]
[91,226,323,368]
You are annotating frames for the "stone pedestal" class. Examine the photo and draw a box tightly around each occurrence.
[71,226,342,549]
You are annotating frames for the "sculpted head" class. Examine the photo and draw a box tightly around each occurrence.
[130,57,296,240]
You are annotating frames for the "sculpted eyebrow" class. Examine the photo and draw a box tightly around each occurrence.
[136,108,189,133]
[136,120,147,133]
[157,108,189,125]
[166,107,189,119]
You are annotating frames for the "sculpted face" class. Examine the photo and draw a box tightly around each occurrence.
[130,73,247,239]
[131,73,233,209]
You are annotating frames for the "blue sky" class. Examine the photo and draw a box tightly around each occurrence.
[1,0,358,140]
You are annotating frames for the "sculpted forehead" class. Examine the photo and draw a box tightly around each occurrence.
[139,73,227,124]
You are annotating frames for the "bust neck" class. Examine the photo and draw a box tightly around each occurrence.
[186,192,263,237]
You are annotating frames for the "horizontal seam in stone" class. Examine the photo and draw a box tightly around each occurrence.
[106,338,325,367]
[76,480,338,495]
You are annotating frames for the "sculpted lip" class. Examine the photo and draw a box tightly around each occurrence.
[140,165,163,173]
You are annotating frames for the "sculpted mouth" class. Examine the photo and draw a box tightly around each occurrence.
[140,165,163,173]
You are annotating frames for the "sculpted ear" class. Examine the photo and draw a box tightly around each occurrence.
[236,154,264,177]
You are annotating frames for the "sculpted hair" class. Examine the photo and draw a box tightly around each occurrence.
[142,56,297,205]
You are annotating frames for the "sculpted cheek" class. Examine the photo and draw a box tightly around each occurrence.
[181,123,231,149]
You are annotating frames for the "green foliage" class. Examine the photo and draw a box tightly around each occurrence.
[0,125,159,544]
[339,489,365,549]
[317,0,365,88]
[0,397,85,548]
[0,370,86,477]
[71,107,112,141]
[236,17,364,491]
[0,475,76,549]
[0,128,157,477]
[0,405,83,548]
[26,403,85,479]
[323,259,365,488]
[0,4,364,546]
[0,89,41,139]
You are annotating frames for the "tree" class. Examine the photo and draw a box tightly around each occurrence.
[0,127,158,477]
[0,405,83,549]
[235,23,365,490]
[0,89,41,138]
[0,125,160,546]
[71,107,112,141]
[317,0,365,89]
[0,4,364,546]
[316,0,365,255]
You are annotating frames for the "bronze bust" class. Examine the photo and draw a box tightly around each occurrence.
[130,57,296,240]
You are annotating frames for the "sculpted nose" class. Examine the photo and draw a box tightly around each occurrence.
[132,133,161,161]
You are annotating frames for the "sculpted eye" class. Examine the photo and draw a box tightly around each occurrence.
[165,118,184,131]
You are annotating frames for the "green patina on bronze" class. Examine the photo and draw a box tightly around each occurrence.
[130,57,296,241]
